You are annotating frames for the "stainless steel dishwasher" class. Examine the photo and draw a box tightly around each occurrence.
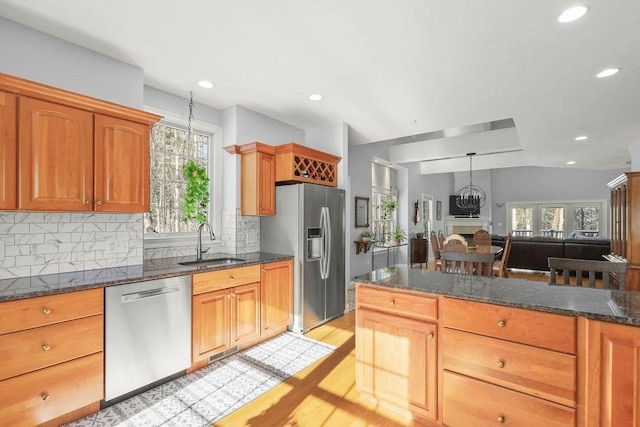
[105,275,191,402]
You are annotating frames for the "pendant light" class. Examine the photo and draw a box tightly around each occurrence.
[456,152,486,212]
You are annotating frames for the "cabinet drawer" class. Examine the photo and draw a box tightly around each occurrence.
[0,352,103,427]
[443,298,576,354]
[357,285,438,321]
[443,328,576,407]
[443,371,575,427]
[0,315,103,381]
[193,265,261,294]
[0,288,103,335]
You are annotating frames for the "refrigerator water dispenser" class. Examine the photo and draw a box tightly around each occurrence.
[307,227,322,261]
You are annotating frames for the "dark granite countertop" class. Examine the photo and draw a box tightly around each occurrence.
[0,252,293,302]
[352,265,640,326]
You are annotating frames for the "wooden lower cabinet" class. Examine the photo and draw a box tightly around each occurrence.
[192,282,260,361]
[443,371,575,427]
[0,289,104,426]
[579,318,640,426]
[0,352,103,427]
[261,259,293,334]
[356,287,438,423]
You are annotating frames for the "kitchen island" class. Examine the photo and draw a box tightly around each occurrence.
[352,266,640,426]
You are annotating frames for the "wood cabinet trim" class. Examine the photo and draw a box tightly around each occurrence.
[0,72,161,124]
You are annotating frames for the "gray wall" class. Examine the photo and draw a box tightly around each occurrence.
[0,16,143,108]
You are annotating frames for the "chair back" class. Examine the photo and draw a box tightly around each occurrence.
[548,257,627,290]
[437,230,445,252]
[443,234,467,247]
[430,231,441,271]
[473,230,491,247]
[441,251,495,276]
[444,239,467,253]
[494,233,513,278]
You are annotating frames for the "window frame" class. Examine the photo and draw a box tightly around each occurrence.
[371,185,398,248]
[143,107,222,249]
[506,199,607,238]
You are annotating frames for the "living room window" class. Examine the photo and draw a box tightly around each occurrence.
[507,200,605,238]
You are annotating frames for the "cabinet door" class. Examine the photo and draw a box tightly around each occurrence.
[18,97,93,211]
[257,151,275,215]
[356,308,438,422]
[231,282,261,346]
[0,91,16,210]
[580,319,640,427]
[261,260,293,332]
[94,114,150,212]
[192,289,231,362]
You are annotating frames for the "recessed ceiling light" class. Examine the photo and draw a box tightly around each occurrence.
[566,160,576,165]
[198,80,214,89]
[596,68,621,78]
[574,135,589,141]
[558,6,589,23]
[309,94,323,101]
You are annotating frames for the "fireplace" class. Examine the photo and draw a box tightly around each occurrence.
[444,217,491,237]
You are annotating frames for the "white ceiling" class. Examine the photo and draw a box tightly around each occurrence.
[1,0,638,173]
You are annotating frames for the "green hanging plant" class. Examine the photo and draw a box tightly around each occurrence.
[183,159,210,224]
[380,196,398,219]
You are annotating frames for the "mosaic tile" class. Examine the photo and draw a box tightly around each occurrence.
[65,332,336,426]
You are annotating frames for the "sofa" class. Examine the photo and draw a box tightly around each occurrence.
[491,235,611,272]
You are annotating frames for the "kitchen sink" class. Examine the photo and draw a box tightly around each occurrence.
[178,257,246,266]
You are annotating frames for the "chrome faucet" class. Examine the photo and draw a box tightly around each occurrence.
[196,223,216,260]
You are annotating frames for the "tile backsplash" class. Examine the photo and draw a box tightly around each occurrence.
[0,208,261,279]
[0,212,143,279]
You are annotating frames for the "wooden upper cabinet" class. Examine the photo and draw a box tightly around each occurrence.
[95,114,150,212]
[225,142,276,216]
[0,91,17,210]
[0,71,161,213]
[18,97,94,211]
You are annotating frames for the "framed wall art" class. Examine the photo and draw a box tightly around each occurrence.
[355,196,370,228]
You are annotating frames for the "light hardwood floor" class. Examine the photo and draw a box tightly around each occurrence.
[215,310,423,427]
[215,269,568,426]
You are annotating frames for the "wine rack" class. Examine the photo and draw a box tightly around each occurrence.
[275,143,341,187]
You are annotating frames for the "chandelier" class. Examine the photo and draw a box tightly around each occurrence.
[456,152,486,212]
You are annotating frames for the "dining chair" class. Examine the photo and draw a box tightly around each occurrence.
[430,231,442,271]
[443,234,467,248]
[441,251,495,277]
[444,239,468,253]
[437,230,445,252]
[473,229,491,247]
[548,257,627,290]
[493,232,513,278]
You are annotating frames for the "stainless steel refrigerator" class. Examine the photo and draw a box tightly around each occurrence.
[261,183,345,333]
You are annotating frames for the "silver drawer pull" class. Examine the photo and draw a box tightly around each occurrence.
[41,393,50,401]
[42,344,51,351]
[497,320,506,327]
[42,308,51,315]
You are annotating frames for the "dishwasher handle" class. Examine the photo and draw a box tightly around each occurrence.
[121,285,182,303]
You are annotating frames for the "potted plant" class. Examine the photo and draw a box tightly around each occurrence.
[392,226,407,245]
[360,230,373,241]
[183,159,210,224]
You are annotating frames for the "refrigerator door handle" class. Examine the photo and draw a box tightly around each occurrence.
[325,206,332,279]
[320,207,327,279]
